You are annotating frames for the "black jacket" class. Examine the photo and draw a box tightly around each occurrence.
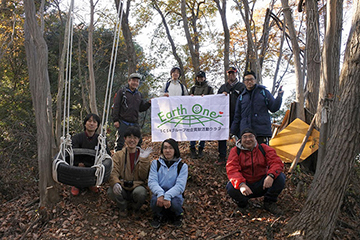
[217,80,245,123]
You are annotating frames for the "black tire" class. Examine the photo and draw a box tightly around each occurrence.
[54,148,112,188]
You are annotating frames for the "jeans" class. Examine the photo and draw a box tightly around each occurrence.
[107,185,147,211]
[190,141,205,149]
[218,140,227,159]
[150,195,184,217]
[226,173,286,207]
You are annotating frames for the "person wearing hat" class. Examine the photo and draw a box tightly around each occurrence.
[215,66,245,165]
[112,72,151,151]
[230,70,284,145]
[188,70,214,159]
[226,128,285,215]
[148,138,188,228]
[160,67,189,96]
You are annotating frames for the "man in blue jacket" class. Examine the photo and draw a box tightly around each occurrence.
[230,70,283,145]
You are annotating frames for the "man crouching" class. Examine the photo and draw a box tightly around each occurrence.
[226,128,286,215]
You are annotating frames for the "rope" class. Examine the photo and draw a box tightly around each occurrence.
[52,135,73,183]
[95,0,125,164]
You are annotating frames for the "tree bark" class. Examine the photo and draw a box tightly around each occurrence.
[181,0,200,73]
[23,0,59,208]
[115,0,137,75]
[305,0,320,124]
[316,0,343,168]
[87,0,98,115]
[214,0,230,82]
[281,0,305,121]
[286,1,360,238]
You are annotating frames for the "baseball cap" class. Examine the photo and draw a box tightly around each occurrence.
[129,73,142,79]
[227,67,237,73]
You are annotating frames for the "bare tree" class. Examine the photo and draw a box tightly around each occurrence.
[286,1,360,237]
[316,0,343,168]
[151,0,186,86]
[180,0,201,73]
[214,0,230,82]
[304,0,321,124]
[280,0,305,120]
[24,0,59,208]
[115,0,137,75]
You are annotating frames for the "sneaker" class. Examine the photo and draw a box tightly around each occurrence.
[173,214,183,227]
[197,147,204,158]
[88,186,99,193]
[150,216,161,228]
[264,202,283,215]
[190,147,198,159]
[71,186,80,196]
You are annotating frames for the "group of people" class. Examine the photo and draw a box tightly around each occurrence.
[69,66,286,227]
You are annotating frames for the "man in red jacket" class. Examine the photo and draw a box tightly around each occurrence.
[226,128,285,215]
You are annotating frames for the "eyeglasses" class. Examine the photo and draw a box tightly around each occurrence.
[244,78,255,82]
[242,134,255,139]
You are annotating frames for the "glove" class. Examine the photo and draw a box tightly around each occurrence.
[113,183,122,196]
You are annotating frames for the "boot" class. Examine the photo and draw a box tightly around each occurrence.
[197,147,204,158]
[190,147,197,159]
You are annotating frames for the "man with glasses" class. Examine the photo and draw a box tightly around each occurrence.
[112,73,151,151]
[226,128,285,215]
[215,67,245,165]
[230,70,284,145]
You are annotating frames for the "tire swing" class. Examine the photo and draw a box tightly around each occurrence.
[52,0,125,188]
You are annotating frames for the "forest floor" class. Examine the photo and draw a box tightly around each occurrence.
[1,135,360,239]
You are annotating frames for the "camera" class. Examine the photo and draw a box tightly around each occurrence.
[124,180,133,188]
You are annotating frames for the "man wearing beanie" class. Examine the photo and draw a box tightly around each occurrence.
[230,70,283,145]
[226,128,286,215]
[189,70,214,159]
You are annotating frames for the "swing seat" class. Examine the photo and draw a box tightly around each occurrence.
[53,148,112,188]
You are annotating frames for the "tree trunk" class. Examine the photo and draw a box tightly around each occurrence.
[286,1,360,238]
[281,0,305,121]
[181,0,200,73]
[24,0,59,208]
[55,5,72,146]
[151,0,186,86]
[305,0,320,124]
[214,0,230,83]
[115,0,137,75]
[316,0,343,168]
[87,0,98,115]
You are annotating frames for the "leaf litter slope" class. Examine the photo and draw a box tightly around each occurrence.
[1,136,359,239]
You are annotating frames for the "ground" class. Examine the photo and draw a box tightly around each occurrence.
[1,136,359,239]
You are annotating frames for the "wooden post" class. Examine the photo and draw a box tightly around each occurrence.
[288,114,317,174]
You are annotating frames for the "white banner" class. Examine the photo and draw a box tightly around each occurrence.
[151,95,229,142]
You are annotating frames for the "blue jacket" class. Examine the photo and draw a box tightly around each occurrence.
[148,157,188,201]
[230,84,282,137]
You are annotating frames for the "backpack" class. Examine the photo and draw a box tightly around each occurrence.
[156,160,184,175]
[239,88,269,106]
[237,143,266,158]
[165,80,186,96]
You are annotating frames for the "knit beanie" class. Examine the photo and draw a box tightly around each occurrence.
[240,128,257,138]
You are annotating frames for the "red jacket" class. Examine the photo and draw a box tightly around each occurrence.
[226,144,284,189]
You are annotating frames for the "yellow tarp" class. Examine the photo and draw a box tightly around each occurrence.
[269,118,319,163]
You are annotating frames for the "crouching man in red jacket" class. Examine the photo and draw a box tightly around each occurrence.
[226,128,285,215]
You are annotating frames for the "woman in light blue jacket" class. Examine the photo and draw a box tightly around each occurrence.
[148,138,188,228]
